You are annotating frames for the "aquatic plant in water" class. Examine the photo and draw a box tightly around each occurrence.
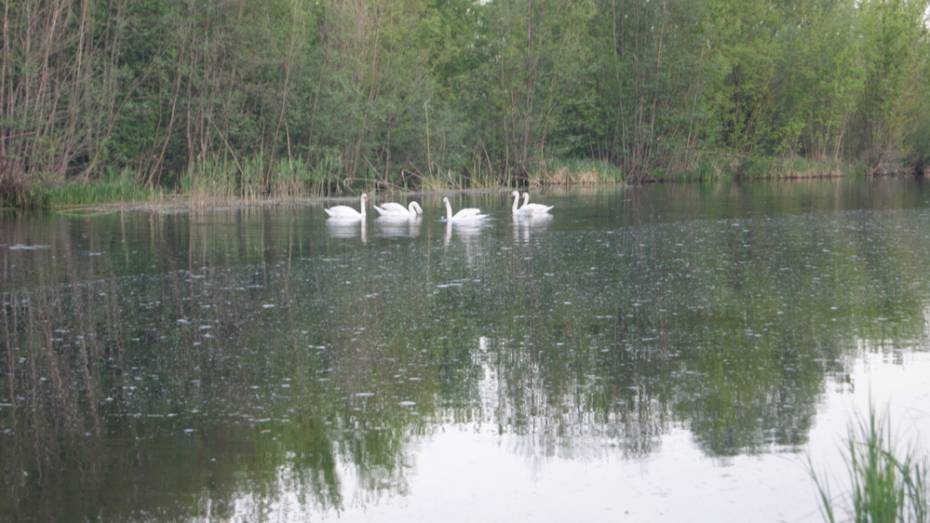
[810,406,929,523]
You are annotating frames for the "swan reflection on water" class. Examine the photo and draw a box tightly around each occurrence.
[375,215,422,239]
[443,219,488,248]
[443,220,490,267]
[326,218,368,243]
[512,212,553,243]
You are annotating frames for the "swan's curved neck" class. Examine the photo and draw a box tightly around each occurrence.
[512,193,520,213]
[522,193,530,206]
[444,199,453,221]
[408,202,417,215]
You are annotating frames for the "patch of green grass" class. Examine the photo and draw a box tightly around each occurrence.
[646,153,865,182]
[0,152,880,209]
[538,153,858,184]
[417,170,466,192]
[810,405,928,523]
[42,172,166,206]
[182,151,358,199]
[182,155,262,200]
[532,158,624,185]
[655,154,738,182]
[738,156,864,179]
[416,165,502,192]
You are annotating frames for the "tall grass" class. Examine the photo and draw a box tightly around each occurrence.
[651,152,739,182]
[182,152,361,200]
[646,153,865,182]
[417,170,466,193]
[418,168,501,192]
[1,151,882,209]
[738,156,865,179]
[811,406,928,523]
[531,158,624,185]
[43,171,166,206]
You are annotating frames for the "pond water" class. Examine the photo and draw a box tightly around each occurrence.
[3,178,930,522]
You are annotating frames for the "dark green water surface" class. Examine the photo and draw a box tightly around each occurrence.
[3,178,930,522]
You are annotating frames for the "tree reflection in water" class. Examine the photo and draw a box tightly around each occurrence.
[2,180,930,520]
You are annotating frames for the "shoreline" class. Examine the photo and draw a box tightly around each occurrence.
[2,169,921,214]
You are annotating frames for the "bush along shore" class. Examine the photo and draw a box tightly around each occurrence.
[4,0,930,208]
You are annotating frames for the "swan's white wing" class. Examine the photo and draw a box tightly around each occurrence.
[380,202,407,213]
[519,203,553,214]
[453,207,483,220]
[374,202,412,216]
[376,213,411,222]
[325,205,362,218]
[453,211,489,223]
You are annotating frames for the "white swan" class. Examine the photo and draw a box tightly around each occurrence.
[511,190,523,214]
[442,196,487,223]
[374,201,423,218]
[519,192,553,215]
[324,193,368,220]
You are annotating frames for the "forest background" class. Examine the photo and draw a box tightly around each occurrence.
[3,0,930,206]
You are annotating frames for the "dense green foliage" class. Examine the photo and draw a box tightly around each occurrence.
[2,0,930,203]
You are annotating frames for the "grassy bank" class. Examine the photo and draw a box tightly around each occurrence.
[1,173,168,209]
[46,177,168,207]
[644,155,870,182]
[736,156,870,180]
[0,155,900,209]
[532,155,869,184]
[531,159,625,185]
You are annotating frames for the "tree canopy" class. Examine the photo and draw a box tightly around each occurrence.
[2,0,929,200]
